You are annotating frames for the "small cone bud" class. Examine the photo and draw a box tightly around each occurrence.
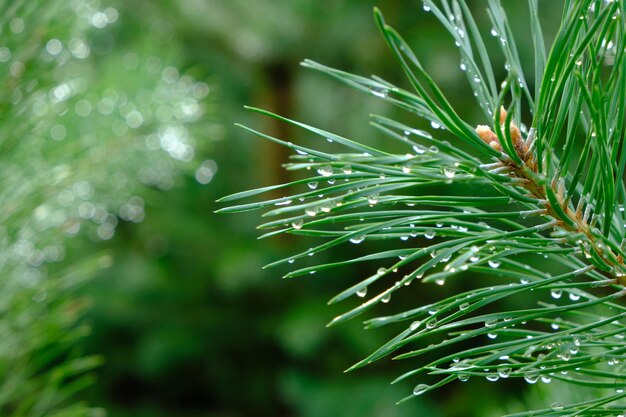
[511,123,521,141]
[499,123,522,145]
[510,123,522,147]
[499,106,507,124]
[476,125,498,144]
[497,106,527,157]
[476,125,502,152]
[489,140,502,151]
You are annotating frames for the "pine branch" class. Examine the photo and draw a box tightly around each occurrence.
[223,0,626,414]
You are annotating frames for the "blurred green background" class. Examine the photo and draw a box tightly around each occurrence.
[3,0,565,416]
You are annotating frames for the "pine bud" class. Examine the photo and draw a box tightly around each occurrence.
[476,125,501,151]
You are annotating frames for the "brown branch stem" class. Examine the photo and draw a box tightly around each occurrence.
[477,112,626,287]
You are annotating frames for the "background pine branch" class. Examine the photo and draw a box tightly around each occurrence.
[0,0,210,415]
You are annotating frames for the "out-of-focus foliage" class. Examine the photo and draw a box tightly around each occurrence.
[0,0,209,415]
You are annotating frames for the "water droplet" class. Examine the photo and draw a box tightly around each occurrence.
[430,120,441,129]
[370,86,388,98]
[459,302,470,311]
[292,219,304,229]
[460,62,467,71]
[413,129,433,139]
[550,402,564,412]
[342,166,352,174]
[490,28,498,37]
[498,368,511,378]
[381,293,391,303]
[568,292,581,301]
[426,317,437,329]
[317,166,333,177]
[305,207,318,217]
[442,166,456,179]
[487,333,497,339]
[410,321,420,331]
[458,374,470,382]
[452,361,471,371]
[488,259,501,268]
[45,38,63,56]
[485,319,497,328]
[320,202,333,213]
[367,194,379,205]
[550,289,562,299]
[356,287,367,297]
[10,17,24,34]
[524,372,539,384]
[486,374,499,382]
[350,235,365,244]
[377,267,387,276]
[413,383,429,395]
[424,229,436,239]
